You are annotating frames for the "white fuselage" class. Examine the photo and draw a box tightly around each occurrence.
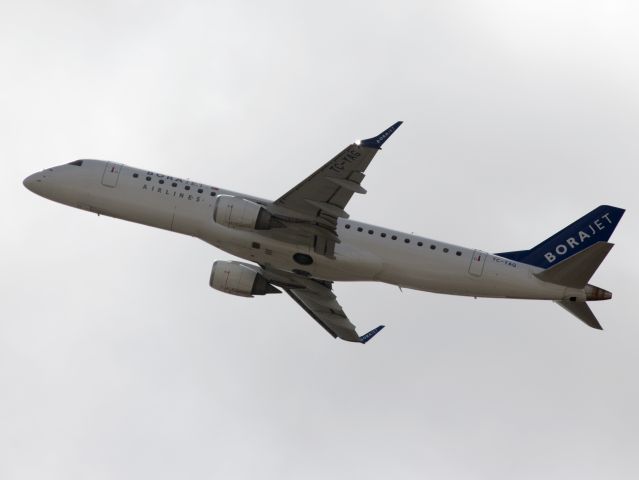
[24,160,586,302]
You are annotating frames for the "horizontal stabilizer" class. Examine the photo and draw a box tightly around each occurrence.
[555,300,602,330]
[535,241,613,288]
[359,325,385,344]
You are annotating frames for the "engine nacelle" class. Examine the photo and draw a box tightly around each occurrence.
[213,195,276,230]
[209,261,280,297]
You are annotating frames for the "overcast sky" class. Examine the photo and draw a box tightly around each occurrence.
[2,1,639,478]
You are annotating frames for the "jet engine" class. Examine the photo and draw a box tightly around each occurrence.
[209,260,280,297]
[213,195,279,230]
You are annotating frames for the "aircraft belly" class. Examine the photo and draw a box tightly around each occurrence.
[196,227,382,282]
[379,257,476,295]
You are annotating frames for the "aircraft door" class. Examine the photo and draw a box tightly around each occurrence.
[468,250,487,277]
[102,162,122,187]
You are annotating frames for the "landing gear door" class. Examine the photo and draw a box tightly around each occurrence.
[102,162,122,187]
[468,250,487,277]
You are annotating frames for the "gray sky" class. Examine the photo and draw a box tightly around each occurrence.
[2,1,639,478]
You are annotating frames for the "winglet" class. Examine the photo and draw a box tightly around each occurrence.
[359,121,403,149]
[359,325,385,344]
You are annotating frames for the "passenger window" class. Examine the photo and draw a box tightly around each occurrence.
[145,176,151,181]
[159,179,164,184]
[456,251,462,256]
[404,238,410,243]
[210,191,216,196]
[430,245,436,250]
[172,182,177,187]
[368,230,374,235]
[345,224,351,229]
[357,227,363,232]
[132,173,139,178]
[185,185,191,191]
[391,235,397,240]
[198,188,203,194]
[381,233,386,238]
[443,248,449,253]
[417,241,423,246]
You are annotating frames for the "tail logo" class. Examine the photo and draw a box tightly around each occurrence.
[544,212,614,264]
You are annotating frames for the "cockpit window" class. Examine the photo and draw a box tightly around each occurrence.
[67,160,84,166]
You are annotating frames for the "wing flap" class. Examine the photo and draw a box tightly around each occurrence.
[304,200,349,219]
[326,177,367,194]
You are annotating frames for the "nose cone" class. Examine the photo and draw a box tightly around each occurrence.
[23,173,41,193]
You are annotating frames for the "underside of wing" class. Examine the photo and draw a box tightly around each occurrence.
[285,287,359,341]
[266,122,402,257]
[259,266,385,344]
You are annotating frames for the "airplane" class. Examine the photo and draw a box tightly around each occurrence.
[23,122,625,344]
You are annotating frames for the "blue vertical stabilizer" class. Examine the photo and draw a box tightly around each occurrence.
[496,205,624,269]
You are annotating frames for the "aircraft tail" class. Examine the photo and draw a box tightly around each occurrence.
[496,205,624,269]
[497,205,625,330]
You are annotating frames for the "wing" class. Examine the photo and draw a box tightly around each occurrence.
[267,122,402,257]
[260,266,385,344]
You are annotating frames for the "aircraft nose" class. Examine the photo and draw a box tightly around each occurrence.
[23,173,40,192]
